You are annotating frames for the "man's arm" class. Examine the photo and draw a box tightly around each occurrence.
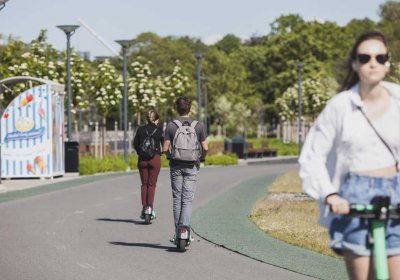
[162,140,171,158]
[200,140,208,161]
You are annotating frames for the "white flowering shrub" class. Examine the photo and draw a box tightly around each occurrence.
[275,74,338,121]
[2,33,63,104]
[128,59,156,113]
[161,60,191,109]
[89,59,122,118]
[58,51,92,113]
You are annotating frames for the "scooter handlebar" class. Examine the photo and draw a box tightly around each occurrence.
[348,203,400,219]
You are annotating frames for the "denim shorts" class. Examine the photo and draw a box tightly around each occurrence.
[329,173,400,256]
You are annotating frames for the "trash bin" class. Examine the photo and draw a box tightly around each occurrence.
[231,135,247,159]
[224,139,232,153]
[65,141,80,173]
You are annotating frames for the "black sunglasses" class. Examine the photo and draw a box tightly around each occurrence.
[356,53,389,64]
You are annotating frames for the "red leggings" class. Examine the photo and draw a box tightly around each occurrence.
[138,155,161,208]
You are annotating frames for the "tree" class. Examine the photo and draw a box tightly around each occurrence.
[160,60,191,119]
[261,17,349,122]
[89,59,122,122]
[0,30,62,106]
[215,34,242,55]
[128,58,158,124]
[378,1,400,61]
[275,74,338,121]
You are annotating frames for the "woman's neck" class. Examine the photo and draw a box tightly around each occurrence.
[359,82,386,101]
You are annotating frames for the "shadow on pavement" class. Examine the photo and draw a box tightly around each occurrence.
[108,241,177,252]
[96,218,145,225]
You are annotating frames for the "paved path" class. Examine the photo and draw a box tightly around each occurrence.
[0,163,342,279]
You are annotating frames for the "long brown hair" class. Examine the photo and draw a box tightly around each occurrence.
[146,109,160,123]
[340,30,389,91]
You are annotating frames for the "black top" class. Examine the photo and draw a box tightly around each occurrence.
[133,123,164,160]
[164,117,207,166]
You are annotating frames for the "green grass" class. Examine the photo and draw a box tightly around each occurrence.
[250,170,339,258]
[247,138,298,156]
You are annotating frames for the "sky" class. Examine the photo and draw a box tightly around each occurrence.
[0,0,387,59]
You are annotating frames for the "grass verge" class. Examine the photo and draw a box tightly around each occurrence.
[250,170,340,258]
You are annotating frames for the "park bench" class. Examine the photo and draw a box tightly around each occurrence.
[247,141,277,158]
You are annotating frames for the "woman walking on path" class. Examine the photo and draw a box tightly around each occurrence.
[299,31,400,279]
[134,110,164,220]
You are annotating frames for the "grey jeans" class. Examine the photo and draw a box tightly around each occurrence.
[170,165,199,229]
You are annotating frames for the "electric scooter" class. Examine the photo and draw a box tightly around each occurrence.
[348,196,400,280]
[175,224,191,252]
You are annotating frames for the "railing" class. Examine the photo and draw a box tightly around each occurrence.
[70,121,137,157]
[276,120,313,144]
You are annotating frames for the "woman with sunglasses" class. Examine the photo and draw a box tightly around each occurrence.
[299,30,400,279]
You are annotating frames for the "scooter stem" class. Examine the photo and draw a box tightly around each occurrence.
[372,220,389,280]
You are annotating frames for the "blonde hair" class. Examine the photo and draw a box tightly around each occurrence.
[146,109,160,123]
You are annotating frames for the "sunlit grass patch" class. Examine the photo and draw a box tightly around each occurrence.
[251,170,340,259]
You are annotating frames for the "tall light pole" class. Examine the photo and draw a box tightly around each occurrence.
[115,40,132,164]
[0,0,8,11]
[0,0,10,183]
[296,61,304,154]
[201,76,208,135]
[195,53,203,123]
[57,25,79,141]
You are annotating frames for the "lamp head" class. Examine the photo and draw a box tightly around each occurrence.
[57,25,80,34]
[115,40,133,49]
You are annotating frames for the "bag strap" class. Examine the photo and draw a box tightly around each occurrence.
[173,120,182,128]
[190,120,198,128]
[145,126,157,137]
[358,107,399,172]
[149,127,157,137]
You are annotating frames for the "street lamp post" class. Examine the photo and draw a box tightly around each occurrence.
[115,40,132,164]
[296,61,304,154]
[57,25,79,141]
[195,53,203,123]
[0,0,9,11]
[201,76,208,135]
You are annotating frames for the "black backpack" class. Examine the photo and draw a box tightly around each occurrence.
[139,127,158,159]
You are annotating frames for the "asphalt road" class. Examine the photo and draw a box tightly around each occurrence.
[0,163,314,280]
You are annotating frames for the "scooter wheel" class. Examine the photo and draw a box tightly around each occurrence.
[177,239,186,252]
[144,214,151,224]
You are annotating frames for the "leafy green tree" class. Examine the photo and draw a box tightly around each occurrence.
[215,34,242,54]
[378,1,400,61]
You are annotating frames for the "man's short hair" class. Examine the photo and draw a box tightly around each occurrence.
[175,96,191,115]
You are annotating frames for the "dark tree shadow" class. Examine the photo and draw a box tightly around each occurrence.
[108,241,179,252]
[96,218,145,225]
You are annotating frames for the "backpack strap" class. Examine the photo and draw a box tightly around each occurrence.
[145,126,157,137]
[190,120,198,128]
[173,120,182,128]
[149,127,157,136]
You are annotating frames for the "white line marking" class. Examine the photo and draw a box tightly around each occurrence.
[74,210,85,214]
[77,263,95,269]
[55,245,67,251]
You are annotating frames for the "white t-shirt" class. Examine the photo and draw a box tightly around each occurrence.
[349,99,400,172]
